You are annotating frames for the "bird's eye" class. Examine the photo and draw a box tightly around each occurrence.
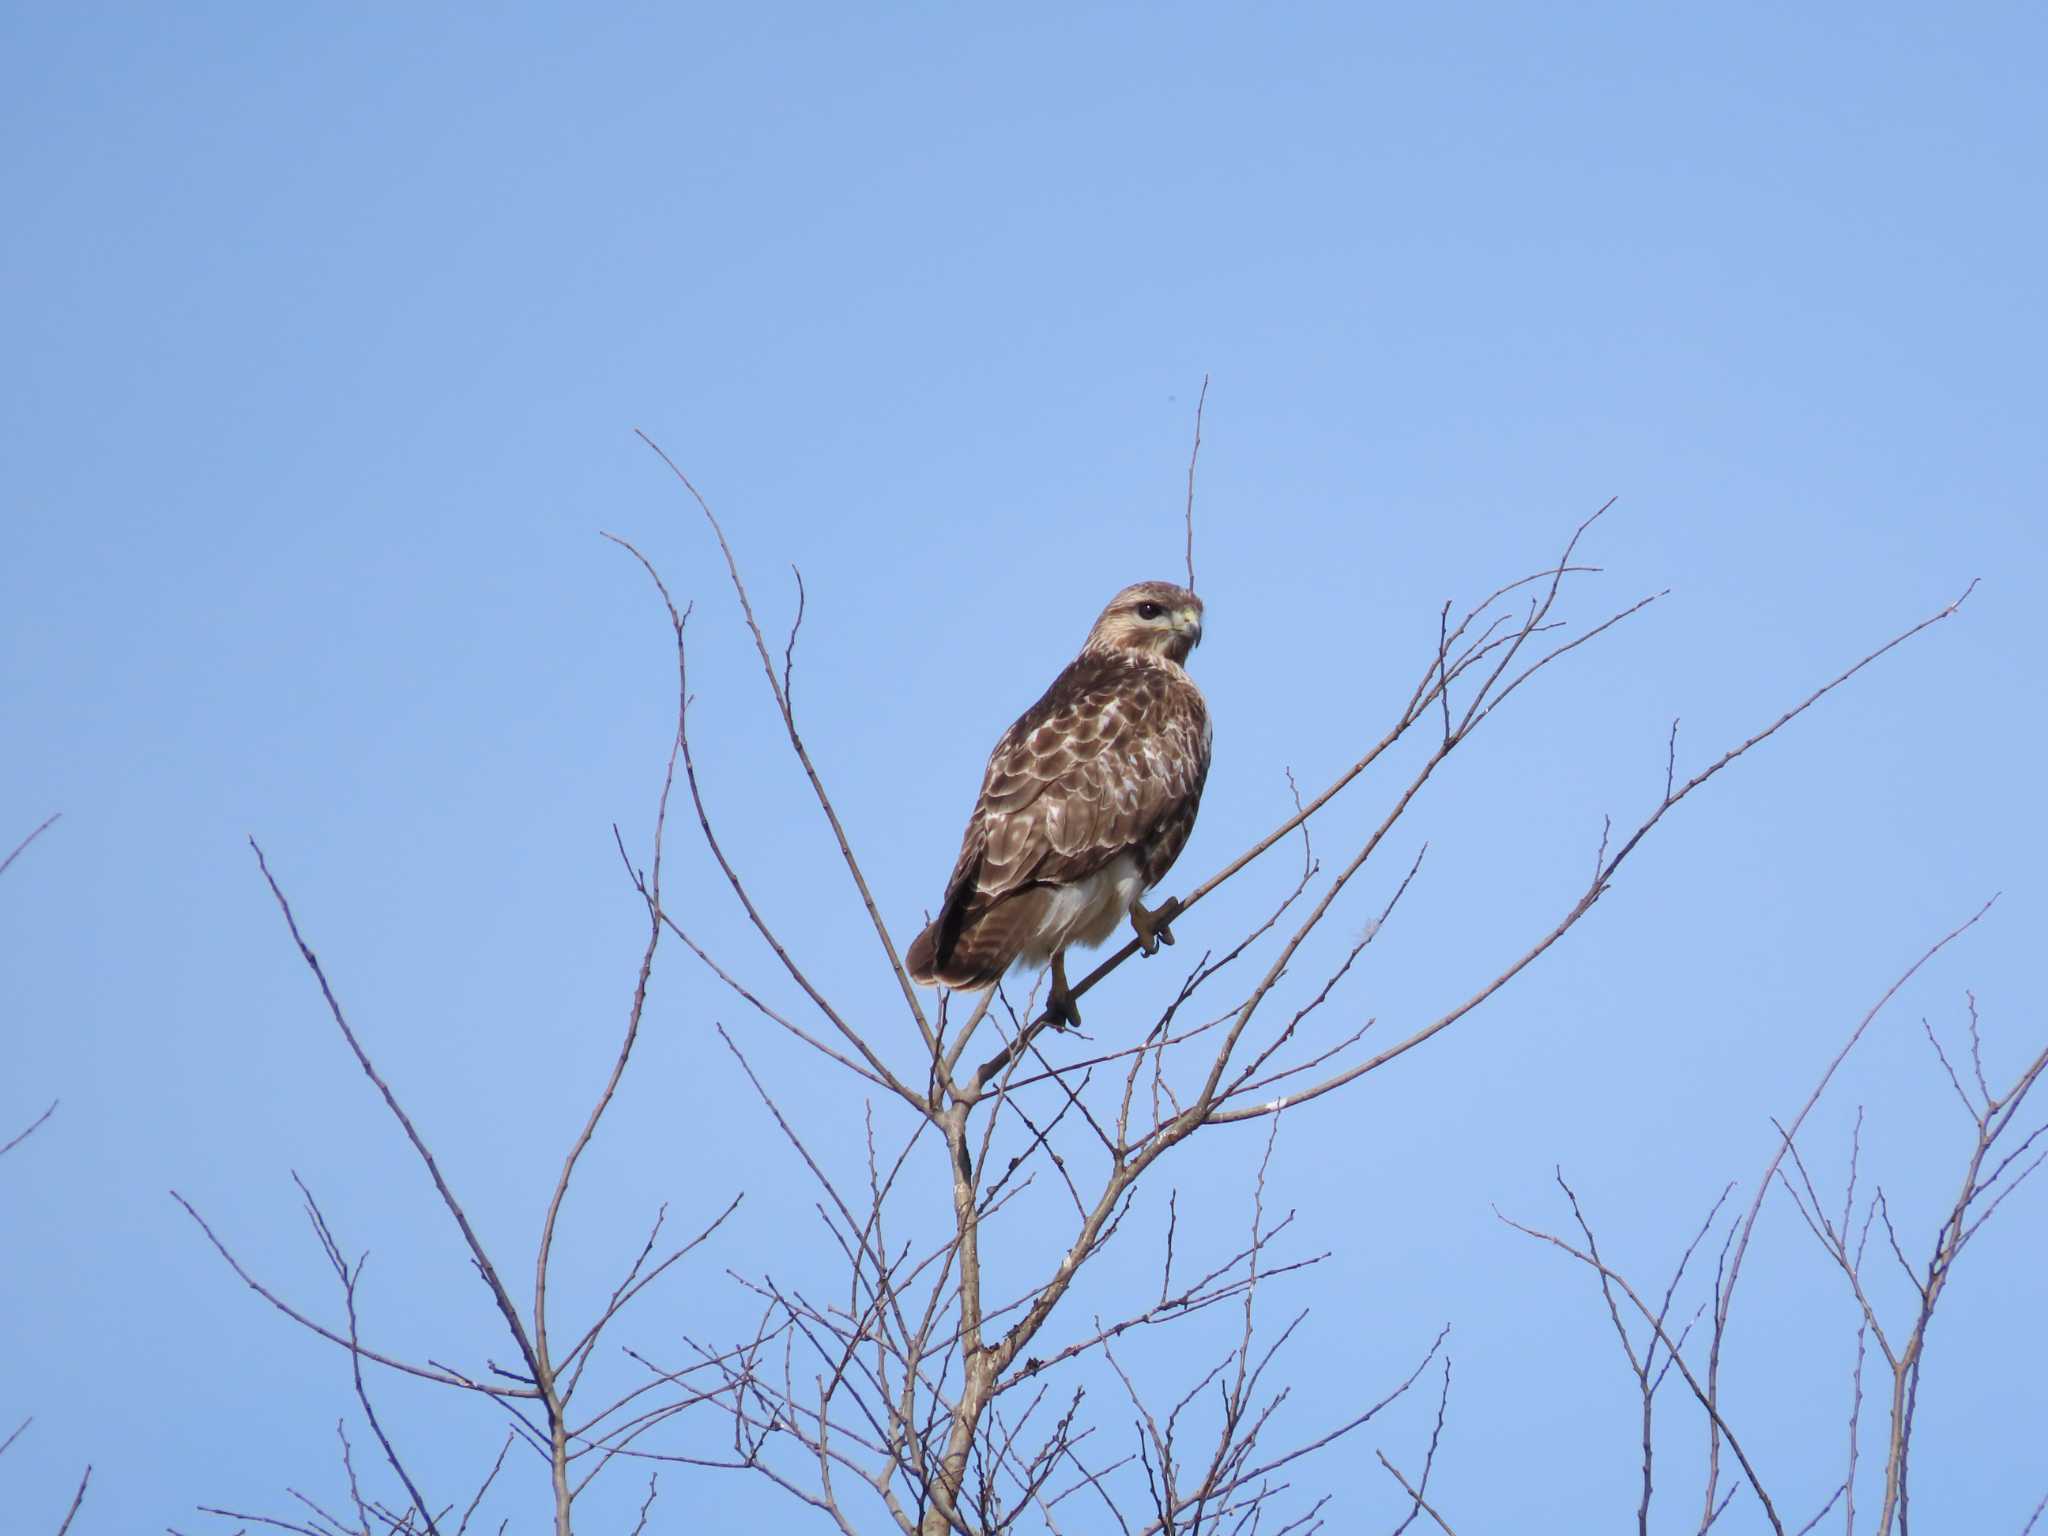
[1137,601,1165,620]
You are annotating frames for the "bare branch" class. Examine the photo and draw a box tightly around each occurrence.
[247,840,543,1388]
[294,1175,441,1534]
[1388,1358,1451,1536]
[632,431,936,1046]
[1209,591,1987,1126]
[1705,897,1995,1518]
[1499,1201,1784,1535]
[171,1189,533,1398]
[1376,1451,1456,1536]
[603,531,925,1111]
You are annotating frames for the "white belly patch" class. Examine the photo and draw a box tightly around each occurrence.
[1017,852,1144,968]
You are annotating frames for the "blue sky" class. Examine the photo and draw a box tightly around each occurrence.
[3,4,2043,1531]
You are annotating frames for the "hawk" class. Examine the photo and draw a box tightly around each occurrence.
[906,581,1211,1027]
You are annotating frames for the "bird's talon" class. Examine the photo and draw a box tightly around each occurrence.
[1045,953,1081,1029]
[1131,897,1181,957]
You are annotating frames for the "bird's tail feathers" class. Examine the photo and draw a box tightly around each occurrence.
[906,918,998,990]
[907,891,1042,992]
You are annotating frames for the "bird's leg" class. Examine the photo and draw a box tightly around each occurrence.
[1046,951,1082,1030]
[1129,895,1182,956]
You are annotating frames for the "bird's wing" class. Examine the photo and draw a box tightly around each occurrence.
[970,653,1205,900]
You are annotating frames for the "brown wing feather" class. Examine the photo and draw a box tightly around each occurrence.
[906,652,1210,988]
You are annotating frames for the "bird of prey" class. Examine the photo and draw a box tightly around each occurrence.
[906,581,1211,1027]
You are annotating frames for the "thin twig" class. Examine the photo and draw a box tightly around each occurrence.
[295,1175,441,1534]
[1184,374,1209,592]
[53,1465,91,1536]
[1375,1452,1456,1535]
[0,812,60,879]
[1,1100,58,1160]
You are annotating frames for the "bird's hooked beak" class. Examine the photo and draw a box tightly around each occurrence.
[1175,606,1203,649]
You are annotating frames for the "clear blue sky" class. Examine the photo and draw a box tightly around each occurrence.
[3,4,2043,1531]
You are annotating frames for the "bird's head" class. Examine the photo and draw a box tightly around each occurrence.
[1083,581,1204,665]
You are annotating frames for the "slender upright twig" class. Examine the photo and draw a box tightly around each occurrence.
[0,812,60,880]
[1184,374,1208,593]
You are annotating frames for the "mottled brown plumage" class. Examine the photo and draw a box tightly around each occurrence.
[906,581,1211,1024]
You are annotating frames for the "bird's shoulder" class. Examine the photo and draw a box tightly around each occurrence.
[994,651,1199,764]
[972,652,1204,820]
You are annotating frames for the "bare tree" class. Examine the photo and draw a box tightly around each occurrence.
[604,427,1976,1534]
[180,414,2009,1532]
